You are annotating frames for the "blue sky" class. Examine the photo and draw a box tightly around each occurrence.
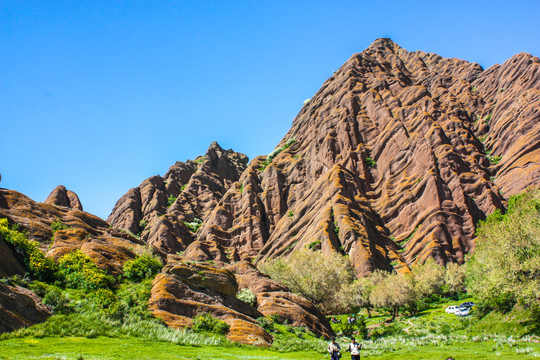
[2,1,539,219]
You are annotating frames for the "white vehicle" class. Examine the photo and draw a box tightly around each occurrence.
[445,305,461,314]
[455,307,471,317]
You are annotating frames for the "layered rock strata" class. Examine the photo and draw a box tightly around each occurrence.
[148,259,334,344]
[107,142,248,256]
[0,189,143,274]
[179,39,538,276]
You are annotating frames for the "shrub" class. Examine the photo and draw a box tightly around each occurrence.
[192,313,230,334]
[236,288,257,307]
[42,287,74,315]
[282,137,296,149]
[167,196,177,208]
[303,98,311,106]
[123,254,163,282]
[57,250,113,290]
[256,317,277,333]
[138,219,148,231]
[0,218,57,282]
[51,220,69,232]
[307,239,321,250]
[184,218,202,233]
[365,157,377,167]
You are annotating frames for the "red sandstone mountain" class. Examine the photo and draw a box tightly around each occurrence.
[109,38,539,277]
[1,38,539,340]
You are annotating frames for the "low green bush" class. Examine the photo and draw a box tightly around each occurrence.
[236,288,257,307]
[192,313,230,334]
[123,254,163,282]
[184,218,203,233]
[57,250,113,290]
[167,196,177,207]
[51,220,69,232]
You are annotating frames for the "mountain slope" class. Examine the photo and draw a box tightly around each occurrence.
[176,38,539,276]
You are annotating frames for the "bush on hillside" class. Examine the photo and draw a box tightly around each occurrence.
[0,218,57,282]
[236,288,257,307]
[57,250,113,290]
[123,254,163,282]
[192,313,230,334]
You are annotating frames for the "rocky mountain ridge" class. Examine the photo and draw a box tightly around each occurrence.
[1,38,539,342]
[108,38,538,277]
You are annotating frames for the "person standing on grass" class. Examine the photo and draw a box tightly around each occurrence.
[327,337,341,360]
[346,337,361,360]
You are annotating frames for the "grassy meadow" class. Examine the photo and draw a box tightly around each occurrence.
[2,298,540,359]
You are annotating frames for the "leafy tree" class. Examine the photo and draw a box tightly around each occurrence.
[260,249,354,313]
[444,262,466,297]
[337,270,386,317]
[370,272,417,321]
[412,258,445,298]
[467,187,540,313]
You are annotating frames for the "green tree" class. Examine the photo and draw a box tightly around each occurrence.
[260,249,354,314]
[412,258,445,298]
[370,272,417,321]
[467,187,540,312]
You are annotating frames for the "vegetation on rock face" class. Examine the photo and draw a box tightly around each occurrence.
[467,187,540,316]
[51,220,70,232]
[184,218,203,233]
[57,250,114,291]
[260,137,297,170]
[192,313,230,334]
[365,157,377,167]
[236,287,257,307]
[0,218,57,282]
[167,195,177,208]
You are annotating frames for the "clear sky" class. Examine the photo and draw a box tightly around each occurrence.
[2,1,539,219]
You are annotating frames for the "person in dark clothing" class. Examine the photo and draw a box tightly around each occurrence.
[346,337,361,360]
[327,337,341,360]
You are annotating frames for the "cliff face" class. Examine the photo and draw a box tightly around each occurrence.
[107,142,249,256]
[172,39,539,276]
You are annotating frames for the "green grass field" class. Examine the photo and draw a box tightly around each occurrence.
[0,336,539,359]
[1,299,539,359]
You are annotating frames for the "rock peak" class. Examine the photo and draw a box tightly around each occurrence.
[44,185,83,210]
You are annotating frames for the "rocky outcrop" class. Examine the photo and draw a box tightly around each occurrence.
[44,185,83,210]
[0,189,143,275]
[149,259,335,343]
[180,39,538,276]
[107,142,248,256]
[0,237,26,278]
[148,260,272,345]
[0,284,51,334]
[227,261,335,339]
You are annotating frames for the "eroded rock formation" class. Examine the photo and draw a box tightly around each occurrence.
[177,39,538,276]
[148,259,334,344]
[0,284,51,334]
[44,185,83,210]
[0,189,143,274]
[107,142,248,256]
